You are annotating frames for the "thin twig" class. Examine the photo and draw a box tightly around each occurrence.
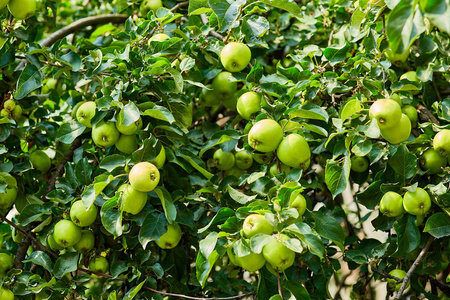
[277,268,283,299]
[430,278,450,297]
[200,14,225,41]
[394,236,435,299]
[432,79,443,102]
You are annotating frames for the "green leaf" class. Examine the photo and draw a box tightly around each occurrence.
[179,155,214,179]
[388,145,417,180]
[420,0,450,35]
[286,280,311,300]
[143,105,175,123]
[289,104,329,122]
[123,281,146,300]
[167,67,183,93]
[14,64,43,99]
[198,208,235,234]
[325,156,351,199]
[339,99,362,120]
[242,15,270,47]
[154,187,177,224]
[393,214,420,256]
[424,212,450,238]
[188,0,209,14]
[81,174,114,209]
[323,43,350,66]
[196,250,219,288]
[24,251,53,272]
[120,101,140,126]
[100,195,123,237]
[259,0,301,17]
[53,252,79,279]
[99,155,126,172]
[139,212,168,249]
[199,232,219,259]
[357,180,383,209]
[310,211,345,251]
[285,223,325,259]
[17,203,53,226]
[227,185,257,204]
[56,120,86,144]
[0,42,15,68]
[209,0,245,32]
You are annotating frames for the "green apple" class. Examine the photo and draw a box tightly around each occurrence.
[212,72,237,100]
[71,101,86,119]
[226,166,245,178]
[92,120,120,148]
[115,134,138,154]
[252,152,273,164]
[227,244,241,266]
[129,162,160,192]
[3,99,15,112]
[0,288,14,300]
[220,42,251,73]
[421,148,447,174]
[0,253,13,276]
[200,85,220,107]
[276,133,310,169]
[118,184,147,215]
[369,98,402,130]
[30,150,51,173]
[388,269,409,291]
[0,108,10,117]
[74,230,95,253]
[8,0,36,19]
[213,149,235,171]
[89,256,109,273]
[0,0,10,9]
[403,187,431,216]
[400,71,419,82]
[236,92,261,120]
[243,214,273,238]
[148,33,170,43]
[76,101,96,128]
[70,200,98,227]
[140,0,163,16]
[236,251,266,273]
[53,219,82,248]
[402,105,418,128]
[234,150,253,170]
[115,112,143,135]
[0,176,17,210]
[289,190,307,218]
[222,93,238,111]
[262,234,296,271]
[41,78,57,94]
[248,119,284,152]
[11,105,22,121]
[155,223,182,249]
[47,233,64,251]
[151,146,166,169]
[351,156,369,173]
[379,191,404,217]
[433,129,450,156]
[390,93,402,106]
[384,48,409,63]
[269,162,290,176]
[380,113,411,144]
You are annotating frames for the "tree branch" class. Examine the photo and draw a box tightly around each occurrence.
[417,104,440,125]
[200,14,225,41]
[430,278,450,298]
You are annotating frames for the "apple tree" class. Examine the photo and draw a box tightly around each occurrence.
[0,0,450,299]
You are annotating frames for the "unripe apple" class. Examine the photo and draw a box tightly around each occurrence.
[403,187,431,216]
[92,120,120,148]
[252,152,273,164]
[53,219,82,248]
[384,48,409,63]
[140,0,163,17]
[115,112,143,135]
[262,234,295,271]
[155,223,182,249]
[0,176,17,210]
[289,190,307,218]
[269,162,290,176]
[129,162,160,192]
[30,150,51,173]
[380,113,411,144]
[0,288,14,300]
[11,105,22,121]
[276,133,310,169]
[220,42,251,73]
[402,105,418,128]
[151,146,166,169]
[117,184,147,215]
[379,191,404,217]
[47,233,64,251]
[433,129,450,156]
[212,72,237,100]
[369,99,402,130]
[76,101,96,128]
[388,269,409,291]
[200,85,220,107]
[248,119,283,153]
[236,92,261,120]
[213,149,235,171]
[0,253,14,276]
[236,251,266,272]
[351,156,369,173]
[421,148,447,174]
[74,230,95,253]
[0,0,10,9]
[3,99,15,112]
[70,200,98,227]
[115,134,138,154]
[243,214,273,238]
[89,256,109,273]
[8,0,36,19]
[226,166,245,178]
[234,150,253,170]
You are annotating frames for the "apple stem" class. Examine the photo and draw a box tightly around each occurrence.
[276,267,284,299]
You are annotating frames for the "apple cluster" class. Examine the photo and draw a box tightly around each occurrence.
[0,99,22,121]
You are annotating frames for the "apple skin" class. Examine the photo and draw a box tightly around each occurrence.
[236,252,266,272]
[115,112,142,135]
[47,233,64,251]
[276,133,310,170]
[30,150,52,173]
[379,191,404,217]
[212,72,237,100]
[234,150,253,170]
[433,129,450,156]
[200,85,220,107]
[0,253,13,276]
[3,99,15,112]
[369,99,402,130]
[89,256,109,273]
[129,162,160,192]
[289,190,307,218]
[220,42,251,73]
[403,187,431,216]
[421,148,447,174]
[74,230,95,253]
[155,223,182,249]
[151,146,166,169]
[380,113,411,144]
[252,152,273,164]
[236,92,261,120]
[213,149,235,171]
[0,184,17,210]
[140,0,163,16]
[248,119,284,153]
[351,156,369,173]
[227,245,241,266]
[269,162,290,176]
[53,219,82,248]
[115,134,138,154]
[402,105,418,128]
[242,214,273,238]
[0,0,10,10]
[0,288,14,300]
[8,0,36,19]
[384,48,409,63]
[118,184,147,215]
[92,120,121,148]
[390,93,402,106]
[226,166,245,178]
[388,269,409,291]
[262,234,296,271]
[279,119,301,132]
[70,200,98,227]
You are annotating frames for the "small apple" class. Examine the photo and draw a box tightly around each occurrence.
[220,42,251,73]
[151,146,166,169]
[369,99,402,130]
[380,113,411,144]
[388,269,409,291]
[140,0,163,17]
[0,0,10,10]
[74,230,95,253]
[30,150,52,173]
[92,120,121,148]
[433,129,450,156]
[400,71,419,82]
[0,253,13,276]
[402,105,418,128]
[289,190,307,218]
[0,176,17,210]
[129,162,160,192]
[0,288,14,300]
[262,234,296,271]
[269,162,291,176]
[212,72,237,100]
[115,112,143,135]
[70,200,98,227]
[41,78,57,94]
[379,191,404,217]
[213,149,235,171]
[226,166,245,178]
[89,256,109,273]
[155,223,182,249]
[234,150,253,170]
[115,134,138,154]
[200,85,220,107]
[421,148,447,174]
[0,109,10,117]
[227,244,241,266]
[248,119,284,153]
[252,152,273,164]
[47,233,64,251]
[8,0,36,19]
[351,156,369,173]
[243,214,273,238]
[236,92,261,120]
[236,251,266,273]
[390,93,402,106]
[53,219,82,248]
[3,99,15,112]
[403,187,431,216]
[71,101,86,119]
[117,184,147,215]
[276,133,310,169]
[76,101,96,128]
[11,105,22,121]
